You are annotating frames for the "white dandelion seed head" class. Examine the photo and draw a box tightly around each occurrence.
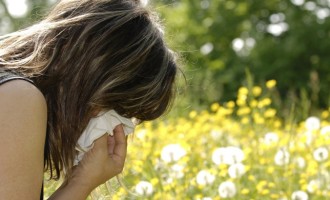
[154,159,165,171]
[196,198,213,200]
[196,170,215,186]
[291,190,308,200]
[274,148,290,166]
[218,181,237,198]
[307,179,321,193]
[212,147,226,165]
[170,164,185,179]
[228,163,246,178]
[320,170,330,184]
[313,147,329,162]
[171,164,184,172]
[264,132,279,145]
[305,116,321,131]
[161,144,186,163]
[321,126,330,136]
[135,181,153,196]
[293,157,306,169]
[212,146,244,165]
[304,130,314,145]
[162,176,173,185]
[226,146,245,164]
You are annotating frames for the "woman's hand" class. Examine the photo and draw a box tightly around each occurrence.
[49,124,127,200]
[73,124,128,191]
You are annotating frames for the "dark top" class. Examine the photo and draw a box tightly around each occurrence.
[0,69,34,85]
[0,69,44,200]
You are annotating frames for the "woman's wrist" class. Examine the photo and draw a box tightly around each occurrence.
[67,174,94,197]
[48,173,93,200]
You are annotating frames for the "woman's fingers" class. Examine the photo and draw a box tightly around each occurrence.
[91,125,126,158]
[107,135,115,155]
[89,124,127,171]
[112,124,127,159]
[113,125,127,156]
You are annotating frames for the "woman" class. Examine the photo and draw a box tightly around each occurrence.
[0,0,177,199]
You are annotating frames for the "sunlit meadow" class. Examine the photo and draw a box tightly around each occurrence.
[44,80,330,200]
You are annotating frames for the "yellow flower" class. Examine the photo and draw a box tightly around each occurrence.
[248,175,256,181]
[241,188,250,194]
[241,117,250,124]
[299,178,307,185]
[267,166,275,174]
[268,182,276,188]
[263,98,272,106]
[237,107,251,116]
[226,101,235,108]
[256,180,268,193]
[252,86,262,97]
[238,86,249,95]
[274,120,282,128]
[253,113,265,124]
[236,98,246,106]
[322,110,329,118]
[219,164,228,170]
[189,110,197,118]
[163,185,172,192]
[211,102,220,112]
[260,189,270,195]
[266,79,277,89]
[250,99,258,108]
[150,178,159,185]
[258,180,267,187]
[264,108,277,118]
[259,157,267,164]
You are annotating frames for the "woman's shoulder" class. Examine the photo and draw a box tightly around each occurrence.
[0,79,47,138]
[0,78,47,112]
[0,80,47,199]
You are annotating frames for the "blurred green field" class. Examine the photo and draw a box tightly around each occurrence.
[44,80,330,199]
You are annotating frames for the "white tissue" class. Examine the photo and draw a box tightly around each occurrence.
[74,110,135,165]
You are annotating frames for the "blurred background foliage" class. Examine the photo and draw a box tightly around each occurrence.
[1,0,329,119]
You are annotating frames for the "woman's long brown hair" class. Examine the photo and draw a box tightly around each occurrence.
[0,0,177,180]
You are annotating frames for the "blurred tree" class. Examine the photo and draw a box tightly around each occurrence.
[154,0,330,112]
